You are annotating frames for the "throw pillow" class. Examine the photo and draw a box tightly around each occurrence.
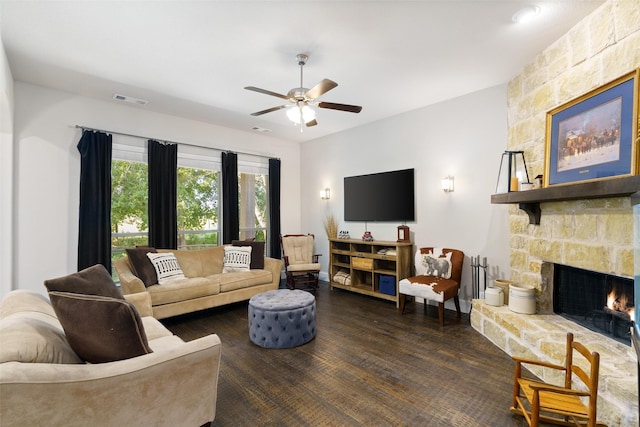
[126,246,158,287]
[44,264,123,299]
[223,245,252,273]
[232,240,265,269]
[146,252,185,284]
[421,252,452,279]
[48,291,153,364]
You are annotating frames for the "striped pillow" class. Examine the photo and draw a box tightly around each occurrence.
[146,252,185,284]
[223,246,252,273]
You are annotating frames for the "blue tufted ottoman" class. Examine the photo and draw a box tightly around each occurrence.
[248,289,316,349]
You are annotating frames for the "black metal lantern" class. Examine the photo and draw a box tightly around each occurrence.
[495,150,530,193]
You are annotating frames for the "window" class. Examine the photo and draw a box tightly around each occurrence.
[238,156,269,245]
[239,171,268,241]
[111,158,149,280]
[177,166,220,249]
[111,141,269,279]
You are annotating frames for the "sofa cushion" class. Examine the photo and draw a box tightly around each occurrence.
[222,246,252,273]
[146,277,221,306]
[126,246,158,287]
[0,289,57,319]
[146,252,186,284]
[0,312,83,364]
[170,248,205,277]
[44,264,123,299]
[232,240,265,269]
[219,269,273,293]
[48,291,153,364]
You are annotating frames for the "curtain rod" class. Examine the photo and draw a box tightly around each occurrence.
[74,125,278,160]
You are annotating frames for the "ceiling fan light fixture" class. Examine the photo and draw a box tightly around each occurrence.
[287,104,316,124]
[512,5,541,23]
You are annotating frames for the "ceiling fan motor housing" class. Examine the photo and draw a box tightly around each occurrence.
[287,87,309,101]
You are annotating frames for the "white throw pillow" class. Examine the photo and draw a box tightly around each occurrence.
[146,252,185,284]
[223,246,252,273]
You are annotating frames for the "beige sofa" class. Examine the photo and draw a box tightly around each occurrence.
[115,245,282,319]
[0,289,221,426]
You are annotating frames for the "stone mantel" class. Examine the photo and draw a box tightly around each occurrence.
[491,176,640,225]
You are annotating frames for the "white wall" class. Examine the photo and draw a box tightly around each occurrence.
[8,79,512,307]
[300,84,512,310]
[11,82,301,296]
[0,37,15,299]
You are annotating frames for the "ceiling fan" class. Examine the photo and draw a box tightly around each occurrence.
[244,53,362,130]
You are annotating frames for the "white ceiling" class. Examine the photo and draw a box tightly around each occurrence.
[0,0,604,143]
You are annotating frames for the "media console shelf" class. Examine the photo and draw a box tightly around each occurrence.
[491,175,640,225]
[329,238,413,307]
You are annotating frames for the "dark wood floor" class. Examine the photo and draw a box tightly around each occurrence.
[162,283,536,426]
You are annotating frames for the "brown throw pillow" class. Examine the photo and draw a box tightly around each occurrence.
[48,291,153,364]
[44,264,122,299]
[232,240,265,269]
[126,247,158,287]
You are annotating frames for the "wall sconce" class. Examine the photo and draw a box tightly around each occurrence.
[441,176,454,193]
[320,188,331,200]
[495,150,530,193]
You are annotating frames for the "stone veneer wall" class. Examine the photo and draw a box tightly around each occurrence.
[471,1,640,426]
[506,0,640,308]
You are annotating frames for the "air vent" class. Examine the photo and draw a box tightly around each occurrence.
[251,126,272,133]
[113,93,148,106]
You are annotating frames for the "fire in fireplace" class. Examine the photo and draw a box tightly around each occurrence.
[553,263,634,345]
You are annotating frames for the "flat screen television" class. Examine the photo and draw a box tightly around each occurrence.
[344,168,415,222]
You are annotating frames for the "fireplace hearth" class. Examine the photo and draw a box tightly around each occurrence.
[553,263,634,345]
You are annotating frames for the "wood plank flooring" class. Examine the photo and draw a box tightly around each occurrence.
[161,283,537,426]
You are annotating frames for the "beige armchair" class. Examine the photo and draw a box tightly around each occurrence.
[281,234,321,292]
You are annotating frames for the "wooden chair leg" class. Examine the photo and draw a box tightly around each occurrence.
[399,294,406,314]
[438,303,444,326]
[454,295,461,319]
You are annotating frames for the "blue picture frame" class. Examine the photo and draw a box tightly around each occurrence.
[545,69,639,187]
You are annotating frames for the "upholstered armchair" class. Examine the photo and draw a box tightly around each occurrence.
[280,234,321,292]
[398,247,464,326]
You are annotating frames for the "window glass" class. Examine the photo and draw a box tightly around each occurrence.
[177,166,220,249]
[111,159,149,281]
[239,171,268,243]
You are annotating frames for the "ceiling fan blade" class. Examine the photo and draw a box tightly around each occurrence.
[306,119,318,127]
[305,79,338,100]
[318,102,362,113]
[250,105,289,116]
[244,86,290,100]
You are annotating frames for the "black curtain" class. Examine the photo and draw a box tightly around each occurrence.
[77,130,112,272]
[148,140,178,249]
[268,158,281,259]
[222,151,239,244]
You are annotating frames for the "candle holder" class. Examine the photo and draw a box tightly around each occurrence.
[495,150,530,193]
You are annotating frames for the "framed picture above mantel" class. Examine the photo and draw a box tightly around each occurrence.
[544,69,639,188]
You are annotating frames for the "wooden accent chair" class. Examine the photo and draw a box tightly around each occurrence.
[398,247,463,326]
[510,332,606,427]
[280,234,321,292]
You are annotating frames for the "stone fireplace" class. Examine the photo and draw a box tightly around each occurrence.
[549,262,634,345]
[471,299,638,426]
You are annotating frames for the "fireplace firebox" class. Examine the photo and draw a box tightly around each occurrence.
[553,263,634,345]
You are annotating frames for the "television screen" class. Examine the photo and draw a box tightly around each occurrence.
[344,168,415,222]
